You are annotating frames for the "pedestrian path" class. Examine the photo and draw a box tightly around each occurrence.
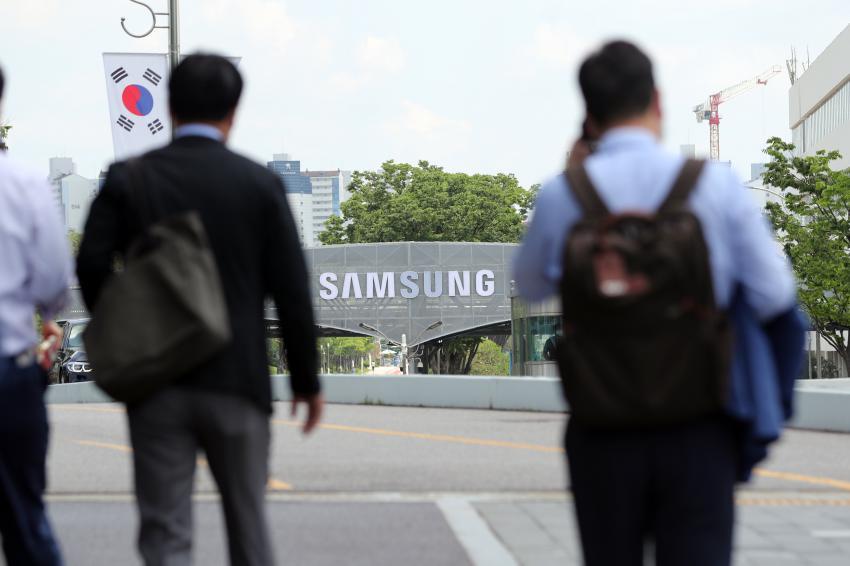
[475,495,850,566]
[39,403,850,565]
[36,491,850,566]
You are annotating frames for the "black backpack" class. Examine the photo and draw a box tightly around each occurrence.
[556,159,730,429]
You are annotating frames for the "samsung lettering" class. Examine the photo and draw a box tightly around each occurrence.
[318,270,496,300]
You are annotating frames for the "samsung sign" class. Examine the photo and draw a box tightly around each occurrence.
[318,270,496,300]
[302,243,517,345]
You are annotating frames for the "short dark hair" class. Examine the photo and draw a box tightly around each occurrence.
[578,41,655,127]
[169,54,243,122]
[0,65,5,101]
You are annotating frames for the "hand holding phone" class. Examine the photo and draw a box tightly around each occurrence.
[566,118,599,168]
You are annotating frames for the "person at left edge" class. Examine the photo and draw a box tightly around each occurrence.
[0,63,70,566]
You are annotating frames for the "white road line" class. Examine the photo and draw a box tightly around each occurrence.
[437,498,518,566]
[811,530,850,539]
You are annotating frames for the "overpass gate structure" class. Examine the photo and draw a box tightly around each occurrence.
[265,242,518,373]
[62,242,519,374]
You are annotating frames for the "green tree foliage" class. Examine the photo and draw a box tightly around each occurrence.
[763,136,850,374]
[319,337,376,373]
[423,337,482,375]
[318,160,537,374]
[0,123,11,151]
[267,337,376,374]
[319,160,537,245]
[267,337,284,374]
[68,230,82,256]
[470,339,510,376]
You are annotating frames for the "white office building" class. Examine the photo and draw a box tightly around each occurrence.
[286,191,315,247]
[304,170,351,240]
[267,153,351,247]
[789,24,850,168]
[48,157,76,206]
[59,173,99,234]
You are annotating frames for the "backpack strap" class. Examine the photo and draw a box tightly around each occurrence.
[564,164,609,218]
[658,159,705,213]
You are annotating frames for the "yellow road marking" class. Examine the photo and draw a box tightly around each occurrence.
[75,440,131,453]
[267,478,292,491]
[273,418,564,453]
[753,469,850,492]
[737,496,850,507]
[60,406,850,495]
[74,439,291,490]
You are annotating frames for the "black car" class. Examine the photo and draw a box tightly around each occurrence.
[49,318,93,384]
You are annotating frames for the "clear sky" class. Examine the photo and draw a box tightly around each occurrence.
[1,0,848,187]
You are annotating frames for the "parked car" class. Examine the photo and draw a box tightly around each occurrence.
[49,318,93,384]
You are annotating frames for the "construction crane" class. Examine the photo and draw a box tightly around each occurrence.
[693,65,782,161]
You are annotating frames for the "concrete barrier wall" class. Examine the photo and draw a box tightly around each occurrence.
[790,378,850,433]
[47,381,112,404]
[271,374,568,412]
[47,375,850,433]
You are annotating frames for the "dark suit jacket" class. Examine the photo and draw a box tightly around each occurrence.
[77,135,319,412]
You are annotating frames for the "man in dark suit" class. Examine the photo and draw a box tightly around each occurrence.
[77,54,322,566]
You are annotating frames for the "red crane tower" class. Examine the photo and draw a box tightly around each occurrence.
[693,65,782,161]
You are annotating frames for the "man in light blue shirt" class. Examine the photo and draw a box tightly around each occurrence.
[0,64,69,566]
[514,41,797,566]
[515,134,794,320]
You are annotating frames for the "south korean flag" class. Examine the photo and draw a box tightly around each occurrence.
[103,53,170,160]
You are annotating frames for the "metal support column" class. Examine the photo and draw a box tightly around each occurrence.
[168,0,180,69]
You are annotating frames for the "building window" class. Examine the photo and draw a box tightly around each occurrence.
[798,80,850,153]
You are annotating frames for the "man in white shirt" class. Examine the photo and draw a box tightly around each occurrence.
[0,64,71,566]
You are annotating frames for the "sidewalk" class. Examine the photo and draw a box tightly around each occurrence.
[43,491,850,566]
[476,495,850,566]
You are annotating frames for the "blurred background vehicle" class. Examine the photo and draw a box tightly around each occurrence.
[49,318,93,384]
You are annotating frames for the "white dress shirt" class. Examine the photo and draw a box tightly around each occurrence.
[0,151,72,356]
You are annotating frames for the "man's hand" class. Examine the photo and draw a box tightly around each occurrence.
[37,321,63,370]
[566,139,593,168]
[291,393,324,435]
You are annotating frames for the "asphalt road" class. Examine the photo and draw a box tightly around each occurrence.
[47,402,850,494]
[18,403,850,565]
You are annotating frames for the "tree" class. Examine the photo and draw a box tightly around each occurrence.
[470,339,510,376]
[319,160,537,245]
[68,230,82,256]
[763,136,850,375]
[319,337,376,373]
[0,122,10,152]
[319,160,537,374]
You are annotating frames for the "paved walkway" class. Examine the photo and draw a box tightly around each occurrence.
[33,492,850,565]
[21,403,850,565]
[477,496,850,566]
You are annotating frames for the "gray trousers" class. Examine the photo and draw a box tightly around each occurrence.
[127,387,273,566]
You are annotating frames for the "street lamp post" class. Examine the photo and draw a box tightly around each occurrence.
[120,0,181,70]
[359,321,442,375]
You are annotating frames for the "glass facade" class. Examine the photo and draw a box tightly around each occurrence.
[267,159,312,194]
[510,294,561,377]
[792,80,850,154]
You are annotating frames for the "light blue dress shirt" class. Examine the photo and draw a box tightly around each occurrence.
[513,127,797,321]
[173,123,224,141]
[0,152,72,356]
